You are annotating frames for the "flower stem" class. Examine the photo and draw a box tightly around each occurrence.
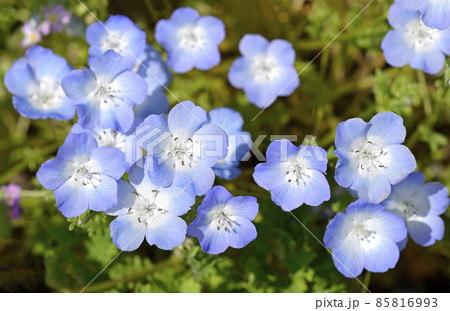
[361,271,371,293]
[416,70,432,116]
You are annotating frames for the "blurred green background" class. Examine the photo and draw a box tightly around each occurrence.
[0,0,449,292]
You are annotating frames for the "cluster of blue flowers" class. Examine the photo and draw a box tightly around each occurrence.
[4,4,449,279]
[382,2,450,74]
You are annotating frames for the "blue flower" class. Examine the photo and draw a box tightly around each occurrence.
[334,112,416,204]
[36,133,126,218]
[381,3,450,75]
[106,160,195,251]
[155,7,225,73]
[61,50,148,132]
[86,15,146,68]
[133,45,171,118]
[70,121,142,171]
[253,140,330,211]
[396,0,450,30]
[324,200,407,278]
[187,186,258,254]
[381,172,449,250]
[137,101,228,196]
[228,34,300,109]
[208,107,252,180]
[4,46,75,120]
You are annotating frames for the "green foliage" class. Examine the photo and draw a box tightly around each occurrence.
[0,0,449,293]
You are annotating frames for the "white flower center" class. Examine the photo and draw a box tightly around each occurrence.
[399,201,419,219]
[353,222,376,242]
[404,19,442,53]
[165,136,194,168]
[72,163,101,187]
[101,33,128,54]
[128,190,168,226]
[211,205,238,233]
[96,129,126,151]
[352,140,388,173]
[177,25,206,51]
[250,55,280,83]
[285,159,311,185]
[93,84,123,108]
[28,77,64,110]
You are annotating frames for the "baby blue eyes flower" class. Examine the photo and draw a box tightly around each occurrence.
[61,50,148,132]
[106,161,195,251]
[187,186,258,255]
[155,7,225,73]
[334,112,416,204]
[381,3,450,75]
[253,140,330,211]
[4,46,75,120]
[137,101,228,196]
[381,172,449,250]
[36,133,126,218]
[86,15,146,68]
[208,107,252,180]
[228,34,300,109]
[324,200,407,278]
[396,0,450,30]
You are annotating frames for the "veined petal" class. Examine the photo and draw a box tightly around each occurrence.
[168,101,207,141]
[303,170,330,206]
[227,196,259,220]
[110,214,146,251]
[146,214,187,250]
[407,216,444,247]
[228,216,257,249]
[382,144,416,185]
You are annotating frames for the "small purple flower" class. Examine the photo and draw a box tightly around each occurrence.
[382,172,449,250]
[86,15,146,68]
[107,160,195,251]
[155,7,225,73]
[324,200,407,278]
[334,112,416,204]
[61,50,148,132]
[187,186,258,255]
[44,4,71,33]
[253,140,330,211]
[228,34,300,109]
[381,3,450,75]
[37,133,126,218]
[1,184,22,219]
[4,46,75,120]
[208,107,252,180]
[396,0,450,30]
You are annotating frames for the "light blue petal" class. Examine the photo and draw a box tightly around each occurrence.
[382,144,416,185]
[136,44,172,94]
[227,196,259,220]
[89,50,131,83]
[208,107,244,134]
[194,44,221,71]
[166,47,196,73]
[395,0,426,11]
[271,66,300,97]
[271,181,305,211]
[331,244,364,278]
[243,80,278,109]
[198,16,225,45]
[169,7,200,25]
[134,90,170,118]
[26,45,72,80]
[299,145,328,173]
[388,3,422,28]
[334,150,358,188]
[409,48,445,75]
[61,69,97,102]
[421,1,450,30]
[381,30,414,68]
[323,213,347,249]
[110,214,146,251]
[57,133,98,161]
[228,216,257,249]
[350,172,392,204]
[168,101,207,141]
[265,139,299,162]
[198,224,231,255]
[192,123,228,167]
[36,158,70,191]
[106,179,136,216]
[213,164,242,180]
[396,236,408,251]
[172,164,215,196]
[90,146,126,179]
[54,180,88,218]
[156,186,195,216]
[146,215,187,250]
[228,57,251,89]
[76,101,101,129]
[253,162,287,191]
[303,170,330,206]
[362,236,400,273]
[197,186,233,214]
[238,34,269,57]
[368,209,407,242]
[110,71,148,105]
[86,175,118,212]
[408,216,444,247]
[267,39,295,66]
[367,112,406,147]
[424,182,449,216]
[4,61,36,97]
[335,117,368,150]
